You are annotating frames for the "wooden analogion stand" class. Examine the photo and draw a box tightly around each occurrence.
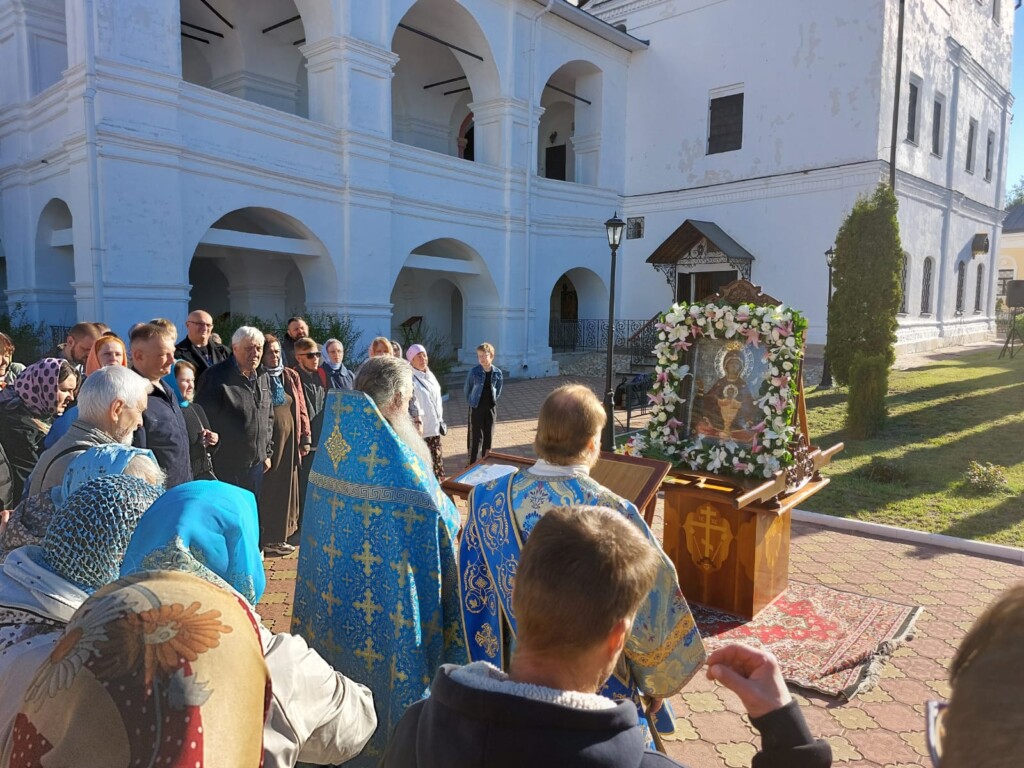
[645,279,843,620]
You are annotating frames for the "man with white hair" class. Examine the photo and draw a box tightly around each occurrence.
[352,356,431,467]
[195,326,274,498]
[26,366,151,497]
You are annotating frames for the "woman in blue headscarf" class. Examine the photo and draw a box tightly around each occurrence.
[120,480,377,768]
[168,360,219,480]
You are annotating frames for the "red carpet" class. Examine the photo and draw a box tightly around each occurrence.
[691,581,921,699]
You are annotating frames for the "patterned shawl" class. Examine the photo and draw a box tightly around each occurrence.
[56,445,158,506]
[120,481,266,605]
[41,474,163,593]
[0,359,70,418]
[8,570,270,768]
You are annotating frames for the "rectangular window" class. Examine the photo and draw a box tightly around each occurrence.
[707,92,744,155]
[906,79,920,143]
[931,97,944,156]
[998,268,1014,297]
[994,0,1001,23]
[985,130,995,181]
[966,118,978,173]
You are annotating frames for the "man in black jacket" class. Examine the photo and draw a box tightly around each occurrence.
[291,336,325,521]
[382,506,832,768]
[130,323,192,488]
[195,326,273,499]
[174,309,229,379]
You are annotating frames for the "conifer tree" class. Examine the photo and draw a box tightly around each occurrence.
[826,184,903,386]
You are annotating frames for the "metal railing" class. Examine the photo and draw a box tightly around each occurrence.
[547,318,651,353]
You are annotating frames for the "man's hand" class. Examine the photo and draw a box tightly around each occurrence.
[202,429,219,447]
[0,509,10,540]
[299,445,310,458]
[706,643,791,720]
[263,457,272,473]
[646,697,664,716]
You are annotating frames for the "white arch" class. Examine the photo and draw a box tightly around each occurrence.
[537,60,604,185]
[33,198,76,324]
[187,206,337,320]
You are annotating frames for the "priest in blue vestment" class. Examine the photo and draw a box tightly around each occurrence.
[459,383,707,745]
[293,356,466,766]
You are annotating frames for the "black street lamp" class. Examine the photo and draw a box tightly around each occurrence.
[602,212,625,452]
[818,246,836,389]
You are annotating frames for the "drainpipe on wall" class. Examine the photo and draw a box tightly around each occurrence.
[82,0,106,323]
[521,0,555,374]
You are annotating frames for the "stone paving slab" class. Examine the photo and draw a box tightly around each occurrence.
[258,372,1024,767]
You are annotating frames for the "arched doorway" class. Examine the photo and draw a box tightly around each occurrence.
[34,198,76,325]
[390,0,500,161]
[538,60,603,185]
[179,0,309,117]
[391,238,499,364]
[188,207,332,321]
[548,268,608,351]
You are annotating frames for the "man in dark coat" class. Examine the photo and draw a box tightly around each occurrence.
[382,507,832,768]
[174,309,229,379]
[130,322,192,488]
[195,326,273,498]
[282,316,310,368]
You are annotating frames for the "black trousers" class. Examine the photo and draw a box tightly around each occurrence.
[468,405,496,463]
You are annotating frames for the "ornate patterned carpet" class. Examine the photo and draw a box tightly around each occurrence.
[693,581,921,699]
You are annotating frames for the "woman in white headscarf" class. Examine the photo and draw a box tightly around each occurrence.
[407,344,447,480]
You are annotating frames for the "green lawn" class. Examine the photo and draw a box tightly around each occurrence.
[804,348,1024,547]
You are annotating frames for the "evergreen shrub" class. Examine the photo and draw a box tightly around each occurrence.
[846,351,888,438]
[0,304,49,363]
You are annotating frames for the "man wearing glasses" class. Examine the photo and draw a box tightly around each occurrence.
[292,337,327,520]
[174,309,229,379]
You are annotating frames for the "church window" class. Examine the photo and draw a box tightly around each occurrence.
[955,262,966,314]
[921,257,934,315]
[899,254,909,314]
[975,264,985,312]
[985,130,995,181]
[966,118,978,173]
[906,78,920,144]
[707,91,744,155]
[931,96,944,157]
[998,268,1014,297]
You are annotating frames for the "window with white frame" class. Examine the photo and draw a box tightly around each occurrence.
[975,264,985,312]
[707,88,744,155]
[955,262,966,314]
[931,96,944,157]
[997,268,1014,297]
[921,257,934,314]
[985,130,995,181]
[906,77,921,144]
[966,118,978,173]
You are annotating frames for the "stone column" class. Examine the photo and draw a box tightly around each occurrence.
[301,35,398,134]
[0,0,68,106]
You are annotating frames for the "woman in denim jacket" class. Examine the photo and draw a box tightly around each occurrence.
[463,343,502,464]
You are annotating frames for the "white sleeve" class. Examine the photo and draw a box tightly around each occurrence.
[260,625,377,768]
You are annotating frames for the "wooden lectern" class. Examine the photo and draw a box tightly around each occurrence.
[657,280,843,619]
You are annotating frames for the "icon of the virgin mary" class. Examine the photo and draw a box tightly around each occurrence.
[694,347,761,442]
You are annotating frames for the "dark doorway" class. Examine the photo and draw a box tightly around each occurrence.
[545,145,567,181]
[677,270,738,303]
[463,126,475,162]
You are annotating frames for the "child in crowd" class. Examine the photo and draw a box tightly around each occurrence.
[463,342,502,464]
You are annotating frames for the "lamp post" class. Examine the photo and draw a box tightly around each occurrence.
[818,246,836,389]
[602,212,625,452]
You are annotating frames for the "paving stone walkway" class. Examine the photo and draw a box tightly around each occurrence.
[259,366,1023,768]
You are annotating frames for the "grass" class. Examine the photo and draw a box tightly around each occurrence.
[803,348,1024,547]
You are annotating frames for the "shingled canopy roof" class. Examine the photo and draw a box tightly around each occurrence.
[645,219,755,266]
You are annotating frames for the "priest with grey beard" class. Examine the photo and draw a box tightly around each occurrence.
[353,356,433,468]
[294,353,467,765]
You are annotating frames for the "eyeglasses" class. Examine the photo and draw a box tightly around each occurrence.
[925,700,947,767]
[301,352,322,358]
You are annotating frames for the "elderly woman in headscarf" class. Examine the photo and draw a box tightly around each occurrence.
[407,343,447,480]
[258,334,310,556]
[0,471,164,753]
[121,481,377,768]
[44,333,129,449]
[6,570,270,768]
[0,359,78,508]
[0,445,163,560]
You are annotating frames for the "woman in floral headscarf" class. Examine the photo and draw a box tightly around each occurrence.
[0,359,77,508]
[0,473,164,755]
[6,570,270,768]
[121,481,377,768]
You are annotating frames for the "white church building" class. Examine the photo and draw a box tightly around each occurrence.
[0,0,1013,373]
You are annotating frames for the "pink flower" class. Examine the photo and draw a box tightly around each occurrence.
[648,392,664,405]
[750,421,767,434]
[656,370,670,383]
[740,327,760,347]
[673,339,692,352]
[666,418,683,431]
